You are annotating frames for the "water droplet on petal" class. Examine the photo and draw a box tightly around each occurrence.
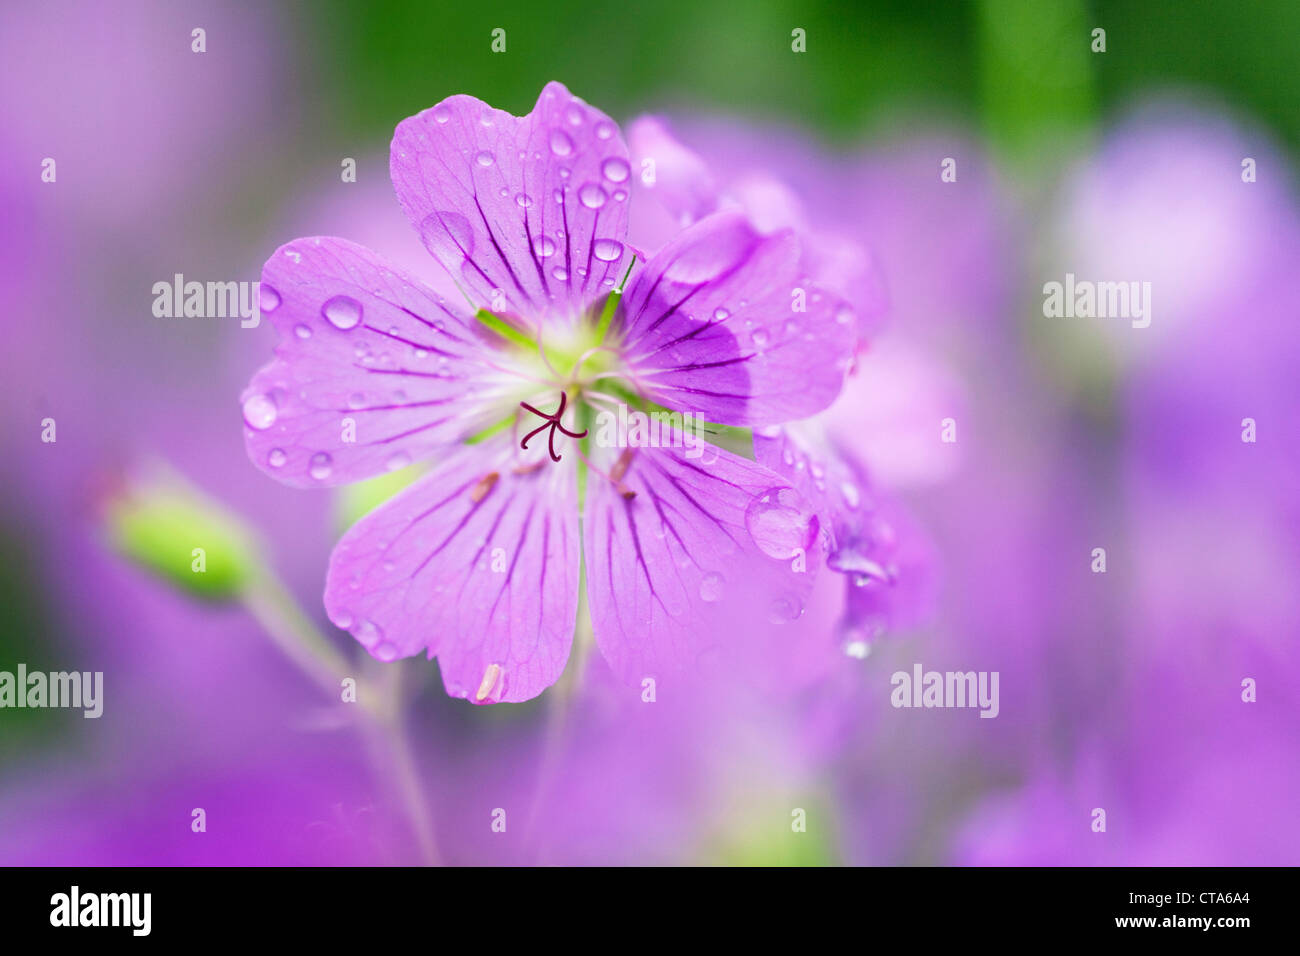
[268,448,287,468]
[532,235,557,258]
[751,329,770,348]
[840,481,861,509]
[260,284,281,312]
[595,121,614,140]
[578,182,607,209]
[293,323,312,339]
[309,452,333,480]
[601,156,630,183]
[551,266,568,281]
[514,192,533,208]
[475,150,495,167]
[432,104,450,124]
[242,394,277,430]
[321,295,363,330]
[768,594,804,623]
[699,572,724,602]
[593,238,623,262]
[354,618,382,649]
[374,641,399,662]
[549,128,573,156]
[745,487,817,560]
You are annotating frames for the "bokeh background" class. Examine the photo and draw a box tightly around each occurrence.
[2,0,1297,864]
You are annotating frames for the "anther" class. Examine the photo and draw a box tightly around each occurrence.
[470,471,500,503]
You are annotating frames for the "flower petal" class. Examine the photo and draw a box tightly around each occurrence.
[627,116,719,250]
[755,427,933,646]
[390,81,632,323]
[584,436,817,690]
[242,237,509,487]
[325,437,580,704]
[616,210,855,425]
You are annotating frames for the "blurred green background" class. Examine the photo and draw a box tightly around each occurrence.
[305,0,1300,158]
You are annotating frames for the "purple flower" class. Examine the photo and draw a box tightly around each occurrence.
[240,83,855,704]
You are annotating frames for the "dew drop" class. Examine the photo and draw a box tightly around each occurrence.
[713,307,731,321]
[373,641,399,662]
[293,323,312,339]
[578,182,607,209]
[354,618,383,649]
[242,393,277,430]
[768,594,804,623]
[600,156,631,183]
[432,104,451,124]
[260,284,281,312]
[699,572,724,603]
[514,192,533,208]
[549,129,574,156]
[595,121,614,140]
[321,295,363,330]
[744,487,817,560]
[309,452,333,480]
[551,266,568,281]
[475,150,495,167]
[840,481,861,509]
[267,448,287,468]
[592,238,624,262]
[532,235,557,258]
[751,329,770,348]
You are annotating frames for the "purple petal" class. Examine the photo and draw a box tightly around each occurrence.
[390,81,632,323]
[755,427,934,645]
[616,210,856,425]
[242,237,504,487]
[627,116,719,250]
[325,437,580,704]
[584,436,817,690]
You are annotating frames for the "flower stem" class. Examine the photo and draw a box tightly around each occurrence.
[238,573,352,700]
[238,565,441,865]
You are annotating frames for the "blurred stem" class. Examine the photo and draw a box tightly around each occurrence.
[525,566,593,860]
[363,661,442,866]
[238,564,441,865]
[239,573,352,700]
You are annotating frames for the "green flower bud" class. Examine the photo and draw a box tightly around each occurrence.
[105,466,260,601]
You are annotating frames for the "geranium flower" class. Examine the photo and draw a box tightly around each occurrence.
[240,83,856,704]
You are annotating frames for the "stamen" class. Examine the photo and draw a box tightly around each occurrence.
[470,471,500,502]
[610,448,634,483]
[476,663,502,701]
[573,445,636,500]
